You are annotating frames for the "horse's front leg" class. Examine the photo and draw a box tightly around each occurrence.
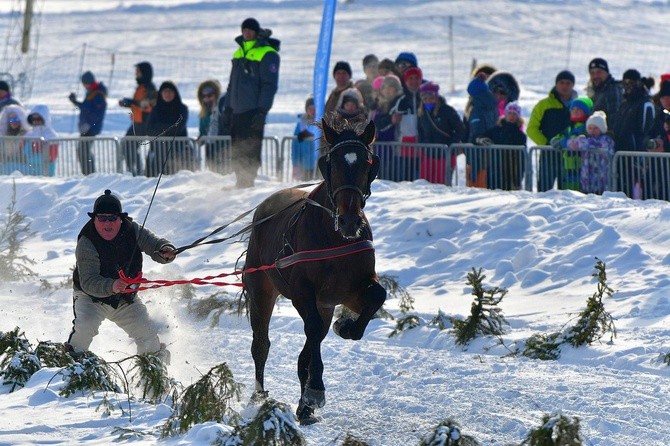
[334,280,386,340]
[295,303,333,425]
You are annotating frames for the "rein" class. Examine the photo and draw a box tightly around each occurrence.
[119,239,375,292]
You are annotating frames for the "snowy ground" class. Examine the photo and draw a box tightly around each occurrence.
[2,1,670,445]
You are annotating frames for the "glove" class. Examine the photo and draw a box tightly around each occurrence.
[68,92,77,104]
[119,97,133,107]
[251,111,267,132]
[297,129,314,143]
[475,137,493,145]
[645,139,658,150]
[158,244,177,261]
[549,136,562,150]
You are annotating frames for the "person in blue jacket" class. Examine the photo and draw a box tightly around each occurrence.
[69,71,107,175]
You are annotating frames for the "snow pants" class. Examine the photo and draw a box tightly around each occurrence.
[67,290,165,359]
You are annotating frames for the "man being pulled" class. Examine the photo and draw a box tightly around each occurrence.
[66,190,176,363]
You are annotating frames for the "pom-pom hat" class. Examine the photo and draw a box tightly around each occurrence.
[88,190,127,218]
[586,110,608,133]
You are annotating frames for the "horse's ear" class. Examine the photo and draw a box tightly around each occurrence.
[318,154,329,179]
[365,154,380,199]
[362,120,376,146]
[322,119,337,145]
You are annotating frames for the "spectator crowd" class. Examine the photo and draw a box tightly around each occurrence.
[1,19,669,199]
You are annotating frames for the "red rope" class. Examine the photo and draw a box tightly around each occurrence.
[117,240,374,293]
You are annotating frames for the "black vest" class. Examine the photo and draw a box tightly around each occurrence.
[73,218,143,307]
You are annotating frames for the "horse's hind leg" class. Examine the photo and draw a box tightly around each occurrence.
[247,272,277,399]
[334,280,386,340]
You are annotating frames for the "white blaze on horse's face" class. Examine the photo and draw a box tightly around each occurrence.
[344,152,357,166]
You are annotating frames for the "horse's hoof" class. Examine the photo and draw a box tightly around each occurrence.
[333,317,354,339]
[302,386,326,408]
[296,402,321,425]
[249,390,269,405]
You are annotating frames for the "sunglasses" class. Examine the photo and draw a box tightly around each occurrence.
[8,117,20,123]
[96,214,119,222]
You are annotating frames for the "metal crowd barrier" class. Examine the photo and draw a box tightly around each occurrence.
[611,151,670,200]
[450,143,529,191]
[4,135,670,202]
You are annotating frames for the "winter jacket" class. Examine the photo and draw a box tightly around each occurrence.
[371,93,403,142]
[610,84,655,151]
[72,82,107,136]
[224,34,280,115]
[24,104,59,176]
[527,87,575,145]
[417,96,465,149]
[556,121,588,190]
[196,80,222,139]
[568,134,615,194]
[120,62,157,126]
[466,76,498,142]
[586,75,622,121]
[390,90,421,142]
[73,218,174,308]
[146,81,189,137]
[291,113,317,175]
[0,104,30,172]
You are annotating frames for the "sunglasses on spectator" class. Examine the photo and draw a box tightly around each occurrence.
[8,117,20,123]
[396,61,411,69]
[96,214,119,222]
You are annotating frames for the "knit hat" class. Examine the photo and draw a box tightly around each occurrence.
[570,97,594,116]
[0,80,10,92]
[660,80,670,98]
[81,71,95,85]
[395,52,418,67]
[403,66,423,82]
[372,76,385,91]
[623,68,641,82]
[381,75,402,92]
[88,189,127,218]
[588,57,609,73]
[332,61,352,78]
[586,110,608,133]
[419,81,439,96]
[241,17,261,33]
[504,101,522,117]
[555,70,575,84]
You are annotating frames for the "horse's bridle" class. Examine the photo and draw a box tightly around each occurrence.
[321,138,375,210]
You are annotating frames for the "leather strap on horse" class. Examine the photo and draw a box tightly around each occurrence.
[117,240,375,292]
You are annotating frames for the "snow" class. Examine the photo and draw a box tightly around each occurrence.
[1,1,670,445]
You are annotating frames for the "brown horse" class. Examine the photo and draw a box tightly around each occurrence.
[243,118,387,424]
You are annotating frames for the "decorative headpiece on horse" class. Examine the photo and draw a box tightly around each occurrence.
[318,119,379,208]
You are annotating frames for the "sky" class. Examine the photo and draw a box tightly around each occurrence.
[2,1,670,445]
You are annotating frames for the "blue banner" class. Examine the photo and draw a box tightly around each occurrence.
[313,0,337,122]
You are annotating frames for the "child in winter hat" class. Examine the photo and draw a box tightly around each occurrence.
[568,110,615,194]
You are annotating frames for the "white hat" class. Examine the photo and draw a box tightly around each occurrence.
[586,110,607,133]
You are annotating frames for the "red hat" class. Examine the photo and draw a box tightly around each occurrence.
[403,66,422,82]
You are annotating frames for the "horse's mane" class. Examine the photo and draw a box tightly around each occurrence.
[317,111,371,156]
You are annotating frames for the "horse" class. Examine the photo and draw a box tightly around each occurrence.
[243,118,387,424]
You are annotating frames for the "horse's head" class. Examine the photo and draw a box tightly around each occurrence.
[318,119,379,239]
